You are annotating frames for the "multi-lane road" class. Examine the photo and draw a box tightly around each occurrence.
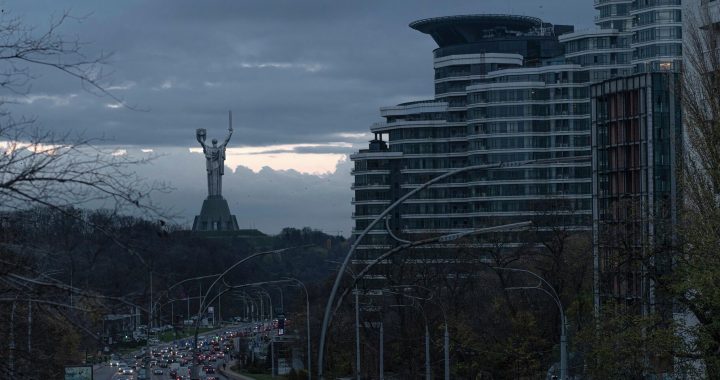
[93,360,231,380]
[93,323,266,380]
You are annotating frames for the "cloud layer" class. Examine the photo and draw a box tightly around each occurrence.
[131,148,353,235]
[5,0,597,233]
[9,0,594,149]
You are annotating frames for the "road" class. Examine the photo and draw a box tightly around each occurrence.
[93,323,261,380]
[93,360,231,380]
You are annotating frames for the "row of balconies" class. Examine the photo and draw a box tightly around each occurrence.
[594,0,679,9]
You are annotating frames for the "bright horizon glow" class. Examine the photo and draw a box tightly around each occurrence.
[189,143,351,175]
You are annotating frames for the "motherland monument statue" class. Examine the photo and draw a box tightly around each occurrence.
[192,111,240,232]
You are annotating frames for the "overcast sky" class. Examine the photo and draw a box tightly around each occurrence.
[6,0,597,235]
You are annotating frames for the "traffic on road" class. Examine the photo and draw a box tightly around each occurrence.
[92,323,263,380]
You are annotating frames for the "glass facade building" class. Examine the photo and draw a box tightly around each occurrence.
[593,0,683,72]
[591,72,681,315]
[351,3,685,290]
[351,16,590,283]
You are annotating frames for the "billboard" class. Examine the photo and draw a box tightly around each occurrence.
[64,365,93,380]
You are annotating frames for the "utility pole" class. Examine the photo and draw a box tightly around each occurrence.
[149,271,153,329]
[27,300,32,353]
[379,322,384,380]
[355,287,361,380]
[425,323,431,380]
[147,271,152,358]
[10,301,16,380]
[271,338,275,379]
[444,325,450,380]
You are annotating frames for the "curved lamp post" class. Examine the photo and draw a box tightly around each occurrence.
[384,287,433,380]
[281,277,313,380]
[333,221,533,318]
[234,292,260,322]
[248,287,273,322]
[190,246,305,379]
[494,267,568,380]
[389,284,450,380]
[318,156,589,378]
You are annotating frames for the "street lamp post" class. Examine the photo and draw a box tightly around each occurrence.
[224,278,313,377]
[379,319,384,380]
[327,222,529,380]
[317,156,589,379]
[384,286,436,380]
[381,283,450,380]
[355,286,361,380]
[494,267,568,380]
[252,288,273,322]
[282,277,313,380]
[188,246,302,379]
[326,259,362,380]
[388,302,431,380]
[333,221,533,319]
[271,285,284,313]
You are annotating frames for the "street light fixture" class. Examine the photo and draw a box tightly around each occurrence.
[318,156,589,378]
[189,246,305,379]
[387,285,450,380]
[334,221,533,318]
[388,302,431,380]
[383,287,434,380]
[234,292,260,322]
[494,267,568,380]
[281,277,313,380]
[321,220,531,380]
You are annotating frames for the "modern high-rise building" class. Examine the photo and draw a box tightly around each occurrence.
[584,0,684,314]
[351,15,590,283]
[592,0,683,72]
[591,72,682,314]
[351,3,685,290]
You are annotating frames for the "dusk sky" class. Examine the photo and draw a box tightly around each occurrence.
[7,0,597,235]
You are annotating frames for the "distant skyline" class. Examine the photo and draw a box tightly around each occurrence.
[6,0,597,234]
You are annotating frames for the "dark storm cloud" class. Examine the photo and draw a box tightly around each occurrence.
[8,0,595,148]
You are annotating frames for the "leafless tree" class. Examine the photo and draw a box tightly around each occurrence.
[0,9,166,379]
[677,1,720,375]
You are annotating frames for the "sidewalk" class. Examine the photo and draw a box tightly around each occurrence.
[218,360,257,380]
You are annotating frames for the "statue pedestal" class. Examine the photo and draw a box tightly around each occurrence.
[192,196,239,232]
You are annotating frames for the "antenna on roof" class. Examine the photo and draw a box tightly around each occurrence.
[229,110,232,129]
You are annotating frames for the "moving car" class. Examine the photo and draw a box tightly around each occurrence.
[153,368,164,375]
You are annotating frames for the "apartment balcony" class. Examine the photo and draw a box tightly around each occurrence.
[594,0,633,6]
[370,119,448,132]
[350,169,391,175]
[350,183,391,190]
[351,198,392,205]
